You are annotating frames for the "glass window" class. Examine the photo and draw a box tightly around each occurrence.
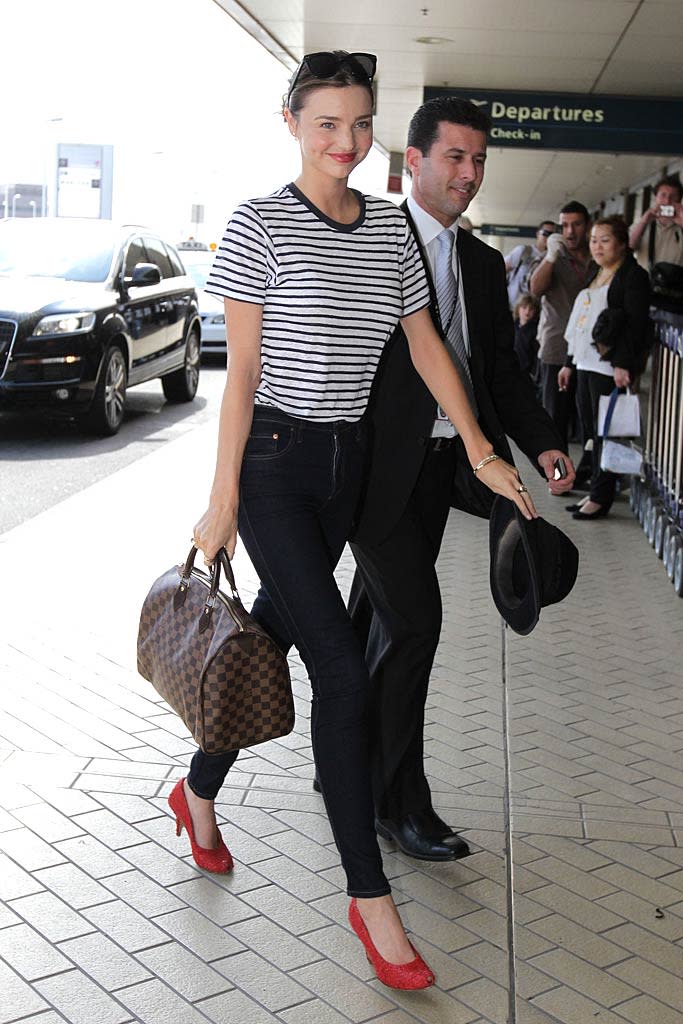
[164,243,185,278]
[0,219,115,282]
[124,237,146,277]
[184,260,211,292]
[143,236,174,279]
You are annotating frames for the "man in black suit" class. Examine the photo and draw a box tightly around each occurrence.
[348,96,575,861]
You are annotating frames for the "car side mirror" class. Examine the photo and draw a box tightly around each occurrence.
[128,262,162,287]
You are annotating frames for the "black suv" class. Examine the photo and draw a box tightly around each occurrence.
[0,218,201,435]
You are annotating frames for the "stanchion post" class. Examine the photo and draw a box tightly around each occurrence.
[500,615,517,1022]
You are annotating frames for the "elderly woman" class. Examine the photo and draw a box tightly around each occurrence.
[171,51,534,989]
[559,214,650,520]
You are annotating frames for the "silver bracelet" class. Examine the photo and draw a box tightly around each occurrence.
[473,453,501,475]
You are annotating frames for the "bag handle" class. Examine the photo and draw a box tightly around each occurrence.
[174,546,240,622]
[600,385,631,438]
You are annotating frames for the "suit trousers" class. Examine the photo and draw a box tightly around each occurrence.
[349,440,459,823]
[540,361,575,453]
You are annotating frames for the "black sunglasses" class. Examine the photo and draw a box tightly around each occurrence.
[286,51,377,107]
[538,228,555,237]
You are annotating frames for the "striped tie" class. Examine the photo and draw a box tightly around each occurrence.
[435,229,476,413]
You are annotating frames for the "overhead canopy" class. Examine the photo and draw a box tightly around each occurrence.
[213,0,683,226]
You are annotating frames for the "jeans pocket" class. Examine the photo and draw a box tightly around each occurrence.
[243,425,295,461]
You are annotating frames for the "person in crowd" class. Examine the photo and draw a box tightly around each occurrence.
[345,96,574,866]
[629,175,683,271]
[182,53,534,991]
[530,201,593,456]
[513,292,540,384]
[559,215,650,520]
[505,220,555,308]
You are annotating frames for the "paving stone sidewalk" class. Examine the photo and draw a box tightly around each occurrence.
[1,426,682,1024]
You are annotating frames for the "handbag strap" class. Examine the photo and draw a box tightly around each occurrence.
[600,385,634,438]
[600,387,620,438]
[175,545,241,615]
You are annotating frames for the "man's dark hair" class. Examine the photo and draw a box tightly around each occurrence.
[407,96,492,154]
[654,174,682,200]
[559,200,590,223]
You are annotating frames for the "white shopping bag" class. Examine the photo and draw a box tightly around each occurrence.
[600,439,643,475]
[597,388,641,438]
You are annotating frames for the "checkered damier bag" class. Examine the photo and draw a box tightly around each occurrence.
[137,546,293,754]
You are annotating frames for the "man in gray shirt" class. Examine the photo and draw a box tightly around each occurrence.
[530,200,592,453]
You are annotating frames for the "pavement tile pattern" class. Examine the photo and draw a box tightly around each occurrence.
[1,432,683,1023]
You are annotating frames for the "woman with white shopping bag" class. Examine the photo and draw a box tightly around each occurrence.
[558,215,650,520]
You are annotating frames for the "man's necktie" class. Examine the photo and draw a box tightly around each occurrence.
[434,229,476,415]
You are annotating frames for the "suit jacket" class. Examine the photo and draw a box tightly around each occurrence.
[352,202,563,546]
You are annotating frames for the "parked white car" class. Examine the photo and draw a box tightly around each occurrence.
[178,250,226,358]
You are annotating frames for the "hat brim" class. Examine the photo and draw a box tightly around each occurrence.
[489,496,578,636]
[489,498,540,635]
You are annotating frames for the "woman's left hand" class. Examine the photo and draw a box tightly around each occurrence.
[614,366,631,388]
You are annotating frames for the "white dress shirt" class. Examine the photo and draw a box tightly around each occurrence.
[407,196,472,436]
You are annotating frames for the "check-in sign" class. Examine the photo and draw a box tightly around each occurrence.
[423,87,683,155]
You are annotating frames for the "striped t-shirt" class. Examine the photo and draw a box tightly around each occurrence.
[205,183,430,421]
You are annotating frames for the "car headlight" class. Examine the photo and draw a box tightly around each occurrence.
[33,311,96,336]
[207,314,225,324]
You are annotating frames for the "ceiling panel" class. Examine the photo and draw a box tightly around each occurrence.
[218,0,682,228]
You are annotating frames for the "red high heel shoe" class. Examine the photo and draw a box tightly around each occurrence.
[168,779,233,874]
[348,898,435,990]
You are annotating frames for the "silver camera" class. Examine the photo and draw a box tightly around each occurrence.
[659,204,675,217]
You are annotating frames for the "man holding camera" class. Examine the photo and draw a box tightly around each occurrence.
[629,175,683,272]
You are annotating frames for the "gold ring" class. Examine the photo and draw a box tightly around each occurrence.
[517,485,528,494]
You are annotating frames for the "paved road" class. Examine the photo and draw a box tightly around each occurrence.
[0,360,226,534]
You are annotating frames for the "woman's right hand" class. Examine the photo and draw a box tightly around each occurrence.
[476,457,538,520]
[558,366,573,392]
[193,500,238,564]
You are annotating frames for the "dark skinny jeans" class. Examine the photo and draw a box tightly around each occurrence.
[187,406,390,899]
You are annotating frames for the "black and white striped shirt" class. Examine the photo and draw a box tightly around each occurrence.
[205,183,430,421]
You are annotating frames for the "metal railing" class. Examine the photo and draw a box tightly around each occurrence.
[631,307,683,596]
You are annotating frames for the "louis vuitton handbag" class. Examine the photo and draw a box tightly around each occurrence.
[137,546,294,754]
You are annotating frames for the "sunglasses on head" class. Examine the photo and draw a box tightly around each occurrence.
[286,51,377,108]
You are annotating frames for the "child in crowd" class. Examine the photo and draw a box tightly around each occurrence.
[513,293,541,392]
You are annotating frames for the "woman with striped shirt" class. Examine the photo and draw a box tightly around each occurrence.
[177,51,535,990]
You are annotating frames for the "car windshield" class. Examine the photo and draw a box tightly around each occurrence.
[0,219,116,282]
[183,259,212,291]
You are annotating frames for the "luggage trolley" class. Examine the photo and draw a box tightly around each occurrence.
[634,309,683,596]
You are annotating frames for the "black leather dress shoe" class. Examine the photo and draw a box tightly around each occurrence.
[375,815,471,861]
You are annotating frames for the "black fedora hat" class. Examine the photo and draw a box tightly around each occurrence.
[489,496,579,635]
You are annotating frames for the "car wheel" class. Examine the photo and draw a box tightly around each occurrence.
[645,498,660,544]
[662,520,675,574]
[162,327,200,403]
[638,489,648,527]
[654,512,668,559]
[629,477,641,513]
[674,539,683,597]
[665,527,680,580]
[82,344,127,436]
